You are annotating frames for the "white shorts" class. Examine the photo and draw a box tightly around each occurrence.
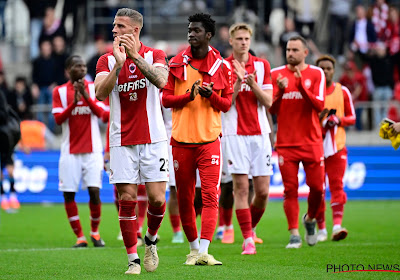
[220,136,232,184]
[110,141,169,184]
[58,152,103,192]
[225,134,273,177]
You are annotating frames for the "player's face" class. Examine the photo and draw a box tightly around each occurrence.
[286,40,308,66]
[229,29,251,55]
[318,60,335,84]
[112,16,136,38]
[69,58,87,81]
[187,22,211,48]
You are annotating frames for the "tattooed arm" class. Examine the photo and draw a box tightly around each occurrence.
[131,55,168,89]
[95,37,126,101]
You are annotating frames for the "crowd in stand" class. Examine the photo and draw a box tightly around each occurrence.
[0,0,399,134]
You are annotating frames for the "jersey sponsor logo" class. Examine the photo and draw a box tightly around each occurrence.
[128,74,138,79]
[117,78,147,93]
[129,63,136,73]
[282,91,303,100]
[304,79,312,89]
[71,106,91,115]
[240,83,251,92]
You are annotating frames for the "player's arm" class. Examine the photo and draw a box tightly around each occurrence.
[296,67,325,112]
[95,37,126,101]
[231,59,244,104]
[75,79,108,118]
[340,86,356,126]
[161,74,192,108]
[207,62,233,112]
[120,34,168,89]
[246,71,273,108]
[52,88,77,125]
[269,72,286,115]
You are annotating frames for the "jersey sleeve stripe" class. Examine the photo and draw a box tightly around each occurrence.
[153,62,165,68]
[96,71,109,76]
[262,84,273,90]
[254,61,265,88]
[310,65,325,101]
[52,107,64,113]
[342,85,356,119]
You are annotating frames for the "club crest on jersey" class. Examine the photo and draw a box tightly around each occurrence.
[304,79,312,89]
[129,63,136,73]
[129,92,138,101]
[174,160,179,171]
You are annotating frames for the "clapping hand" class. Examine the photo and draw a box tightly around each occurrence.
[190,79,201,100]
[276,73,288,89]
[198,82,214,98]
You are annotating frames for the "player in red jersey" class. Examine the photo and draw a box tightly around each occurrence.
[52,55,108,248]
[315,55,356,242]
[162,13,233,266]
[270,35,326,249]
[95,8,169,275]
[224,23,273,255]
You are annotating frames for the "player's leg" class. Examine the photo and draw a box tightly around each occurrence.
[110,146,141,274]
[0,163,9,211]
[220,181,234,243]
[141,141,169,272]
[113,185,123,240]
[173,145,198,264]
[326,148,348,241]
[168,185,184,243]
[5,158,19,209]
[277,147,302,248]
[59,153,86,247]
[82,152,105,247]
[302,145,325,246]
[315,191,327,242]
[136,184,147,246]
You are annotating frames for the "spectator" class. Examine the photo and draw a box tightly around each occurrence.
[39,6,67,45]
[214,24,231,58]
[52,36,69,85]
[339,61,368,130]
[328,0,352,60]
[367,43,394,128]
[0,70,8,96]
[279,17,300,64]
[23,0,57,59]
[6,76,33,120]
[31,40,56,131]
[87,37,109,81]
[384,6,400,82]
[287,0,322,39]
[370,0,389,41]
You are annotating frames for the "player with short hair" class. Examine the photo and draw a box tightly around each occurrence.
[270,35,326,249]
[52,55,108,248]
[162,13,233,266]
[315,55,356,242]
[95,8,169,275]
[224,23,273,254]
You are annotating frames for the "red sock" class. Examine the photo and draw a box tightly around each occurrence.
[236,208,252,239]
[64,201,84,238]
[218,206,225,227]
[147,201,166,236]
[119,200,138,254]
[223,207,233,227]
[195,206,202,217]
[170,214,181,233]
[250,204,265,229]
[332,203,344,226]
[89,201,101,233]
[137,200,147,232]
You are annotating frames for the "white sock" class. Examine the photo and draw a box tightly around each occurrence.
[198,239,210,254]
[244,237,254,247]
[333,224,342,231]
[227,224,233,230]
[128,253,139,262]
[145,230,157,242]
[319,228,327,234]
[189,238,199,251]
[90,231,99,236]
[217,226,224,232]
[77,236,87,241]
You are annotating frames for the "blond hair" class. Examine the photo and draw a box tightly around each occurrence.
[229,23,253,38]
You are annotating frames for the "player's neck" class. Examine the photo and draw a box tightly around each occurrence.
[191,45,209,59]
[326,80,333,88]
[136,39,142,53]
[288,62,307,71]
[233,52,249,64]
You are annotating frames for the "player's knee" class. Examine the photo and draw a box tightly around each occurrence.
[148,195,165,207]
[255,189,269,202]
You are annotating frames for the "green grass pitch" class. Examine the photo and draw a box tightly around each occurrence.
[0,200,399,279]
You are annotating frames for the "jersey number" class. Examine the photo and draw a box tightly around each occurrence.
[160,158,169,172]
[266,155,271,167]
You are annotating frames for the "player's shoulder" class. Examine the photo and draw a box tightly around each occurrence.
[271,65,287,74]
[308,65,324,76]
[98,51,114,60]
[252,55,270,66]
[141,44,166,56]
[340,84,351,95]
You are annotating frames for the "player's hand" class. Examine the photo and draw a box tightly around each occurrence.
[113,36,127,67]
[276,73,288,89]
[119,34,139,60]
[294,66,302,78]
[74,90,81,104]
[199,82,214,98]
[325,114,340,128]
[245,70,257,88]
[319,108,329,122]
[74,79,89,99]
[232,60,246,82]
[390,122,400,135]
[190,79,201,100]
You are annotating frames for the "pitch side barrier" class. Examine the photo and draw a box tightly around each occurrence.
[3,146,399,203]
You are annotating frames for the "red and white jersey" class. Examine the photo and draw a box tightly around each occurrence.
[52,80,106,155]
[270,65,325,147]
[96,43,168,147]
[224,54,273,135]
